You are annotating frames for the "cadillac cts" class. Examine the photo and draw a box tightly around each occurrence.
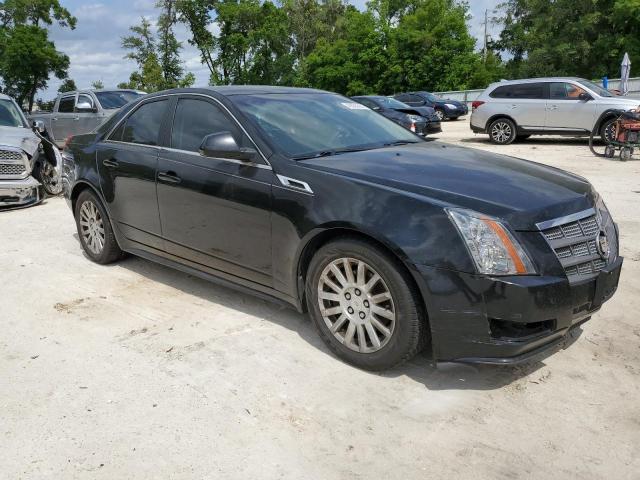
[62,87,622,370]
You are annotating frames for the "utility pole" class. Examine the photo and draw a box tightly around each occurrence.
[482,8,488,63]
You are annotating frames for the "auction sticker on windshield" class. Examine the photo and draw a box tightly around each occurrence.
[341,102,369,110]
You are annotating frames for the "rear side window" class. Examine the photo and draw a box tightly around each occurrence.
[490,83,546,99]
[170,98,247,152]
[113,99,168,145]
[58,96,75,113]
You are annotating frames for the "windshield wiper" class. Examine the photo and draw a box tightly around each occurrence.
[292,146,377,161]
[381,140,420,147]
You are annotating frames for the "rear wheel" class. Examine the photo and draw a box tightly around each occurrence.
[74,189,123,264]
[306,238,428,371]
[488,118,517,145]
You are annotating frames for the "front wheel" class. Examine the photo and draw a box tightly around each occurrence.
[305,238,428,371]
[489,118,517,145]
[601,118,617,144]
[74,189,123,264]
[434,109,445,121]
[34,161,62,196]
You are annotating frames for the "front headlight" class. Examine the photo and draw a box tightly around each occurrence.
[408,114,423,122]
[447,208,536,275]
[444,103,457,109]
[594,192,610,227]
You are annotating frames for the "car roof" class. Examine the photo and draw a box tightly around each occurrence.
[489,77,587,87]
[0,93,13,101]
[144,86,331,98]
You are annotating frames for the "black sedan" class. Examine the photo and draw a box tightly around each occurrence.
[351,95,442,135]
[62,86,622,370]
[394,91,468,121]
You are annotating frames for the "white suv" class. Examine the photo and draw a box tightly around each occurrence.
[470,77,640,144]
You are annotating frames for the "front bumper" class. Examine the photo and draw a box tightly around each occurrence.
[416,256,623,364]
[425,120,442,134]
[0,176,41,209]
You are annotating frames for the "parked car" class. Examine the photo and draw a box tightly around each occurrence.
[394,91,468,121]
[470,77,640,145]
[63,86,622,370]
[30,89,146,147]
[0,94,63,209]
[351,95,442,135]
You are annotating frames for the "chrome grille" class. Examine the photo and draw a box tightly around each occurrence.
[0,163,26,175]
[540,210,617,283]
[0,149,23,161]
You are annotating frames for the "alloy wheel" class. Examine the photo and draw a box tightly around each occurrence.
[40,162,62,195]
[79,200,105,255]
[435,110,445,121]
[491,121,512,144]
[317,258,396,354]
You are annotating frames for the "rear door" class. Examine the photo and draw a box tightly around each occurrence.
[96,98,169,250]
[489,83,548,129]
[545,82,596,132]
[156,95,273,286]
[51,94,77,143]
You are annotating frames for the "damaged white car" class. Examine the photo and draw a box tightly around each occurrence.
[0,94,62,209]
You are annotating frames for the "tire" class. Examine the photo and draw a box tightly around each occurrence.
[604,145,616,158]
[33,161,63,196]
[74,189,123,264]
[488,118,517,145]
[601,118,616,144]
[434,109,445,121]
[305,238,428,371]
[620,147,632,162]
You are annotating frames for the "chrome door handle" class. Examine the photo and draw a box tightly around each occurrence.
[547,105,558,111]
[510,104,518,109]
[158,171,181,184]
[73,116,80,121]
[102,159,119,168]
[52,118,58,121]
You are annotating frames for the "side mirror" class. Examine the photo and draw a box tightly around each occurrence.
[578,92,593,102]
[199,132,256,161]
[32,120,46,134]
[76,102,95,112]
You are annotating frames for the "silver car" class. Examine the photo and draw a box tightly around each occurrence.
[470,77,640,144]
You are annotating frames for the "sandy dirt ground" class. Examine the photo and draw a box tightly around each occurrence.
[1,119,639,479]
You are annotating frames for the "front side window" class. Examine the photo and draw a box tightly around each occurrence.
[0,99,26,127]
[58,96,75,113]
[171,98,247,152]
[231,93,420,159]
[577,79,613,98]
[550,83,587,100]
[111,99,167,145]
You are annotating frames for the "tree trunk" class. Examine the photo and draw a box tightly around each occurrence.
[28,77,38,113]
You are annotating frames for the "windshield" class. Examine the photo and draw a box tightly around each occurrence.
[95,91,146,109]
[0,99,26,128]
[231,93,421,159]
[577,79,613,98]
[373,97,413,109]
[421,92,439,103]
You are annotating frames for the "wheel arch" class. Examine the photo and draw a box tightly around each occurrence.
[593,109,622,135]
[485,114,518,132]
[295,225,430,324]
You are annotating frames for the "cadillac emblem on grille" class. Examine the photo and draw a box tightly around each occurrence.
[597,230,610,260]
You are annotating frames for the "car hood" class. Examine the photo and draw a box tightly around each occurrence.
[408,106,437,118]
[597,96,640,108]
[0,126,40,156]
[300,142,593,230]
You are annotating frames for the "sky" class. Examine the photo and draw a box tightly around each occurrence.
[45,0,501,99]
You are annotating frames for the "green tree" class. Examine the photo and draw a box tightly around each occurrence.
[177,0,293,85]
[0,24,69,110]
[121,16,194,92]
[300,7,387,94]
[91,79,104,89]
[0,0,76,110]
[58,77,77,93]
[498,0,640,79]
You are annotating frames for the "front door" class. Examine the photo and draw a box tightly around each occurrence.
[545,82,596,132]
[96,98,169,250]
[156,96,273,286]
[74,93,104,135]
[51,94,77,143]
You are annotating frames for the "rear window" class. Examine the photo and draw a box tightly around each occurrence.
[490,83,547,99]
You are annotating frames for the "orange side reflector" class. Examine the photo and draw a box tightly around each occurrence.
[483,218,527,274]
